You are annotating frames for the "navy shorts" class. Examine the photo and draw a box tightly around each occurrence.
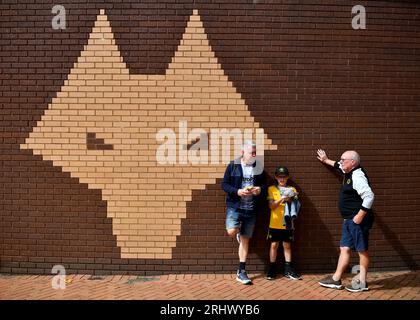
[225,207,256,238]
[340,216,373,252]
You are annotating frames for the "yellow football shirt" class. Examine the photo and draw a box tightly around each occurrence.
[267,185,298,229]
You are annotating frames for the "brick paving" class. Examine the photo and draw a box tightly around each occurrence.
[0,270,418,300]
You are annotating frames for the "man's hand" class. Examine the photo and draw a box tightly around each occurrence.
[250,186,261,196]
[238,189,252,197]
[317,149,335,167]
[317,149,328,163]
[353,209,367,224]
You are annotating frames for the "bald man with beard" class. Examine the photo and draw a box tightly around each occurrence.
[316,149,375,292]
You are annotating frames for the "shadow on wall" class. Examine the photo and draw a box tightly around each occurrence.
[374,214,419,271]
[179,166,342,274]
[249,174,340,274]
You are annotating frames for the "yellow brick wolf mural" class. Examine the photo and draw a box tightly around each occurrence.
[21,9,277,259]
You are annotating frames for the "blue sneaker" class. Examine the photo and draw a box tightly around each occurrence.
[236,270,252,285]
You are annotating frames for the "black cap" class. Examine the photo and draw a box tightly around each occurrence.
[275,166,289,176]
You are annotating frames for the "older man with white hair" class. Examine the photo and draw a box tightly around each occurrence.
[316,149,375,292]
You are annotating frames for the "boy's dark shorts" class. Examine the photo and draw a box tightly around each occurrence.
[267,228,294,243]
[340,215,373,252]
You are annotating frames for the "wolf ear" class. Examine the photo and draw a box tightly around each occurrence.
[66,8,128,83]
[166,9,223,76]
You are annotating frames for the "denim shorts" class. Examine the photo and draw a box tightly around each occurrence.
[225,207,256,238]
[340,216,373,252]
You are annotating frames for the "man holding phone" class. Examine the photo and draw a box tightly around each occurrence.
[222,140,267,285]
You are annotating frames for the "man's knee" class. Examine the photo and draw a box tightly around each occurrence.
[340,247,351,254]
[227,228,239,237]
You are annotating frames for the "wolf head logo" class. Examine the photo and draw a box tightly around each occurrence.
[21,9,277,259]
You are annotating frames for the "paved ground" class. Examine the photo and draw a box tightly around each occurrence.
[0,270,418,300]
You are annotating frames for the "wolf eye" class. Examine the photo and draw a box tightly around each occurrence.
[86,132,114,150]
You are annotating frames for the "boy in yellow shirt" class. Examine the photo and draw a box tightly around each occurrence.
[266,166,302,280]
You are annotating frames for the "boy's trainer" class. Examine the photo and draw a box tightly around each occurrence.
[284,269,302,280]
[266,268,277,280]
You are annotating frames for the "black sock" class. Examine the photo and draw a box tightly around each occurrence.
[239,262,246,271]
[285,261,292,271]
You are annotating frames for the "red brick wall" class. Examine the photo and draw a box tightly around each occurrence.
[1,1,419,275]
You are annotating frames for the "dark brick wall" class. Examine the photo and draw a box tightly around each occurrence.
[1,0,419,275]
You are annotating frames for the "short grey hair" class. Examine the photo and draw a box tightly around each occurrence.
[349,151,361,165]
[242,140,256,150]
